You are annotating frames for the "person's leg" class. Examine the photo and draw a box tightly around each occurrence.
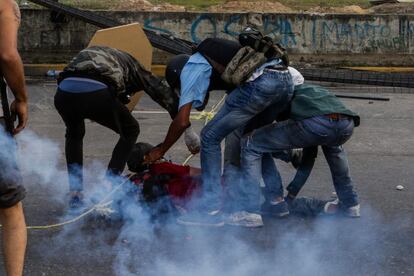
[0,202,26,276]
[0,137,26,276]
[222,129,243,212]
[320,117,359,217]
[261,153,283,202]
[223,131,284,213]
[223,100,287,212]
[200,100,254,211]
[322,145,359,209]
[84,90,140,176]
[64,121,86,192]
[242,121,306,188]
[54,90,85,195]
[224,129,243,169]
[200,71,293,211]
[106,100,140,176]
[240,118,326,213]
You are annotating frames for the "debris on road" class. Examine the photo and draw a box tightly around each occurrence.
[396,185,405,191]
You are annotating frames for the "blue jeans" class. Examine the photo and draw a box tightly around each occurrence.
[241,116,359,211]
[199,70,293,210]
[223,129,283,212]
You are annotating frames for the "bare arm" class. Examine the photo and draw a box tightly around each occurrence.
[144,103,192,163]
[0,0,28,134]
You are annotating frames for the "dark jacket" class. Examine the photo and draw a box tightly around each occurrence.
[59,46,179,118]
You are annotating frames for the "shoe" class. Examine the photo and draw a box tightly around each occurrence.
[344,204,360,218]
[176,210,224,227]
[68,193,84,211]
[324,200,361,218]
[261,200,290,217]
[226,211,264,228]
[323,199,339,215]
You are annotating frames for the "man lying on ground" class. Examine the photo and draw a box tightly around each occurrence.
[126,143,332,224]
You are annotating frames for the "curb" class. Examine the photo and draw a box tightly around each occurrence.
[24,64,168,77]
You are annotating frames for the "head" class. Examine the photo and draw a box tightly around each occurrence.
[127,143,155,173]
[165,54,190,93]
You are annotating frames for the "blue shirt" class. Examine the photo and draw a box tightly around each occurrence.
[178,53,212,110]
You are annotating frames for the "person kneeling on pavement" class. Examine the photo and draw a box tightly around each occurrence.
[227,70,360,227]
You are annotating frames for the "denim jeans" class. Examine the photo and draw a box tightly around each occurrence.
[223,128,283,212]
[199,69,293,211]
[241,115,359,211]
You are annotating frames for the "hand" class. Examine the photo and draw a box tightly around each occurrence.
[184,126,200,155]
[188,145,200,155]
[10,100,28,135]
[144,146,165,164]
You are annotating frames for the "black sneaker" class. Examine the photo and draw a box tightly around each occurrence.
[261,200,290,218]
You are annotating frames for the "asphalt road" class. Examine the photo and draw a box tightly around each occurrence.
[0,79,413,276]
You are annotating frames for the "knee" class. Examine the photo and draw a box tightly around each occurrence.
[200,127,219,148]
[124,121,140,142]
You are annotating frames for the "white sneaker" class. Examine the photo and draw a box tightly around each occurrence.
[345,204,361,218]
[226,211,264,228]
[324,200,361,218]
[324,199,339,215]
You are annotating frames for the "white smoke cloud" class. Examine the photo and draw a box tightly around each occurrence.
[0,128,404,276]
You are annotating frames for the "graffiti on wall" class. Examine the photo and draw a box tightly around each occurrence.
[144,14,413,53]
[318,20,410,51]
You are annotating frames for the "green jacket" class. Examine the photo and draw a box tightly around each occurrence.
[291,84,360,126]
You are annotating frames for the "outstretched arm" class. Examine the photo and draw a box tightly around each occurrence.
[286,146,318,198]
[144,102,192,163]
[0,0,28,135]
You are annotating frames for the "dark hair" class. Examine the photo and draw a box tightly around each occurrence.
[127,143,154,173]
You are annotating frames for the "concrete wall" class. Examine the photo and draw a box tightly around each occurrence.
[18,9,414,66]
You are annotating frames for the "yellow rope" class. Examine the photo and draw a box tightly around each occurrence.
[182,154,194,166]
[0,175,134,230]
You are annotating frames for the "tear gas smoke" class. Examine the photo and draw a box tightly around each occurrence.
[0,128,409,276]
